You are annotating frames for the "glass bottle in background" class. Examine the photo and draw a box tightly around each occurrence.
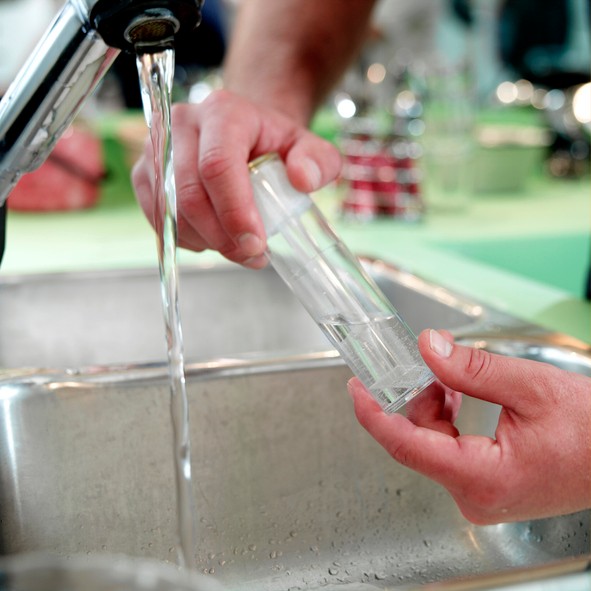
[249,154,435,413]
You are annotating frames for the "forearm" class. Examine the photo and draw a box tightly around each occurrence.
[223,0,376,125]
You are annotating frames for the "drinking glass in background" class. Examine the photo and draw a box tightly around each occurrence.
[249,154,435,413]
[419,59,477,211]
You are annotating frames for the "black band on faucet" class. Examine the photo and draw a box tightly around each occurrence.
[0,202,5,266]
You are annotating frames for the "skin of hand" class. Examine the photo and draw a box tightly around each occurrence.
[348,329,591,525]
[132,0,376,267]
[132,92,342,268]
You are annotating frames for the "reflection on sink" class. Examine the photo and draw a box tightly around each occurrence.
[458,336,591,377]
[0,340,589,590]
[0,259,483,369]
[1,260,589,589]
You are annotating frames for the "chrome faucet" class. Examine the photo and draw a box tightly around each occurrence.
[0,0,202,206]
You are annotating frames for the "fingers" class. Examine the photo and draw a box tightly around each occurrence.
[196,93,341,244]
[347,378,500,491]
[419,329,551,416]
[349,334,591,525]
[133,90,342,267]
[194,94,267,256]
[405,383,462,437]
[283,133,342,193]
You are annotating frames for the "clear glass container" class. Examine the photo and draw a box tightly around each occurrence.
[249,153,435,413]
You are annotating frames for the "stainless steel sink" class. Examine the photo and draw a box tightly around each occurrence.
[1,260,589,590]
[0,347,589,590]
[0,259,483,369]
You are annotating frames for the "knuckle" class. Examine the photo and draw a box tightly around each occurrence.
[534,363,563,398]
[216,201,246,230]
[199,147,234,184]
[389,440,413,468]
[460,476,510,523]
[171,102,192,124]
[449,451,507,521]
[202,89,241,115]
[176,179,203,203]
[465,348,494,383]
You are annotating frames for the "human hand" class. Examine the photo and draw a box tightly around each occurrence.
[347,329,591,524]
[132,90,342,268]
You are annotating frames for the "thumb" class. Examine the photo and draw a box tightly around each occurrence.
[419,329,543,415]
[283,132,342,192]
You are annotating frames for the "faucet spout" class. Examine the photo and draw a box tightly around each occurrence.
[0,0,202,206]
[91,0,202,51]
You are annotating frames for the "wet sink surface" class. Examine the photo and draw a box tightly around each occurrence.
[0,260,482,369]
[1,261,589,589]
[0,347,589,590]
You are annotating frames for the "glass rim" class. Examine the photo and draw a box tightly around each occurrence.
[247,152,279,173]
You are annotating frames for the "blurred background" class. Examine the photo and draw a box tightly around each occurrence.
[1,0,588,207]
[0,0,589,328]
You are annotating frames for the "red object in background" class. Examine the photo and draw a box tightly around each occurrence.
[7,126,105,212]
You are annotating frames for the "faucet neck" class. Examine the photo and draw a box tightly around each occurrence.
[0,0,202,205]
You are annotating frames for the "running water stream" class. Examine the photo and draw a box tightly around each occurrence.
[136,47,196,570]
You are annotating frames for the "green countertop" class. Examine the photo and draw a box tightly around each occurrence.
[2,130,590,345]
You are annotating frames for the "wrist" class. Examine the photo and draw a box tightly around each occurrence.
[222,70,316,126]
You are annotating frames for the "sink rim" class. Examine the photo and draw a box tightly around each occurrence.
[2,329,590,395]
[1,256,589,379]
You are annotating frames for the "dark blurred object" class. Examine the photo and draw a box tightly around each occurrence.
[499,0,590,178]
[451,0,474,26]
[111,0,226,108]
[499,0,590,89]
[0,202,5,265]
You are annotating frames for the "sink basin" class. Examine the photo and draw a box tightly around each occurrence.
[0,343,589,590]
[0,259,482,369]
[1,260,588,589]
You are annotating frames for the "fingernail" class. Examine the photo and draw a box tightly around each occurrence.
[429,329,452,358]
[302,158,322,189]
[238,232,264,257]
[243,254,268,269]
